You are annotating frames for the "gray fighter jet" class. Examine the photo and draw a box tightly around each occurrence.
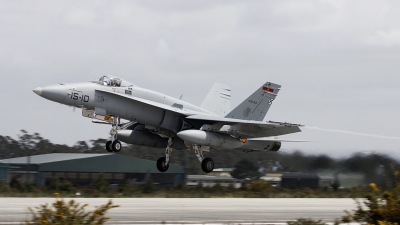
[33,76,303,173]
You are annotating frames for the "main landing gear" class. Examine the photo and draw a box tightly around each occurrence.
[156,138,173,172]
[193,144,214,173]
[156,140,214,174]
[106,140,122,152]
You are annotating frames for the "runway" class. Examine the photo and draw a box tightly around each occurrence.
[0,198,357,224]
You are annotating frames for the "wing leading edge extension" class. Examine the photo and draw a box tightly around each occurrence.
[95,89,196,116]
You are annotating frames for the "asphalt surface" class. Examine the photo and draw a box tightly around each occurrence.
[0,198,358,224]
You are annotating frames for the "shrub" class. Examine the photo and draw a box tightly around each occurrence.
[48,177,59,191]
[0,180,10,192]
[118,179,127,193]
[59,180,73,192]
[342,167,400,224]
[23,183,37,193]
[209,183,224,192]
[24,195,119,224]
[247,180,274,193]
[9,175,22,190]
[142,178,157,194]
[91,173,109,193]
[287,218,325,225]
[342,188,400,224]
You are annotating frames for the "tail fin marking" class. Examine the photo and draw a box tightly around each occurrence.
[225,82,281,121]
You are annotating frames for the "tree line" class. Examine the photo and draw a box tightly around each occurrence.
[1,130,399,185]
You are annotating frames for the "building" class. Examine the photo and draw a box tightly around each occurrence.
[186,175,240,188]
[0,153,185,187]
[281,172,319,188]
[318,171,364,188]
[260,173,282,187]
[209,168,234,177]
[0,162,17,183]
[186,168,241,188]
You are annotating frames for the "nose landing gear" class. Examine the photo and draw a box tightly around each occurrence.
[104,117,136,153]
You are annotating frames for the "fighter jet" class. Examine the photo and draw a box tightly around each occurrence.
[33,76,303,173]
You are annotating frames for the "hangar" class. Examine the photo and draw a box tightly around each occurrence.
[0,162,16,183]
[0,153,185,187]
[281,172,319,188]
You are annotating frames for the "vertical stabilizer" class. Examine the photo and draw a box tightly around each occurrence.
[225,82,281,121]
[201,83,231,117]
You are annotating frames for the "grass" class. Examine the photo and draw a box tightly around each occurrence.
[0,181,373,198]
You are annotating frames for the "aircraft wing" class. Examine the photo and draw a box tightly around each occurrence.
[94,89,302,138]
[185,114,303,138]
[95,89,198,116]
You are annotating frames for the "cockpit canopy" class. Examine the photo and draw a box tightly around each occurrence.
[98,76,135,87]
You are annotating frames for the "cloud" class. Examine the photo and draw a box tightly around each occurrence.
[0,0,400,156]
[65,9,97,27]
[365,29,400,47]
[156,38,176,58]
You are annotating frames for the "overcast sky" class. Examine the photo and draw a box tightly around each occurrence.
[1,0,399,158]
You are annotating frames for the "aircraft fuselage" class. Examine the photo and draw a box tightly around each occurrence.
[34,81,213,133]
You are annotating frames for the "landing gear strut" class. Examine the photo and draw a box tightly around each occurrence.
[104,117,136,153]
[157,138,173,172]
[193,144,214,173]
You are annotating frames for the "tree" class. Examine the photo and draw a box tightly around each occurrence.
[230,159,260,180]
[74,141,89,152]
[331,172,340,191]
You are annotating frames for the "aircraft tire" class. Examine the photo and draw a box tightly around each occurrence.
[157,157,169,172]
[112,140,122,152]
[106,141,113,152]
[201,158,214,173]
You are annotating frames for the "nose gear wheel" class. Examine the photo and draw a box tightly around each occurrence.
[106,141,113,152]
[105,140,121,152]
[112,140,122,152]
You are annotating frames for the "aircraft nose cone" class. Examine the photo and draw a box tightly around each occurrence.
[33,87,42,96]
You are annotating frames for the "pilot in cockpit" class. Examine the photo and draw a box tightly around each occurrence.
[110,78,122,87]
[98,75,133,87]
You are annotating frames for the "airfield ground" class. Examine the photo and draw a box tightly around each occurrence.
[0,198,357,224]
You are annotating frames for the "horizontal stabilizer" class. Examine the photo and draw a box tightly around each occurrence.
[185,114,303,138]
